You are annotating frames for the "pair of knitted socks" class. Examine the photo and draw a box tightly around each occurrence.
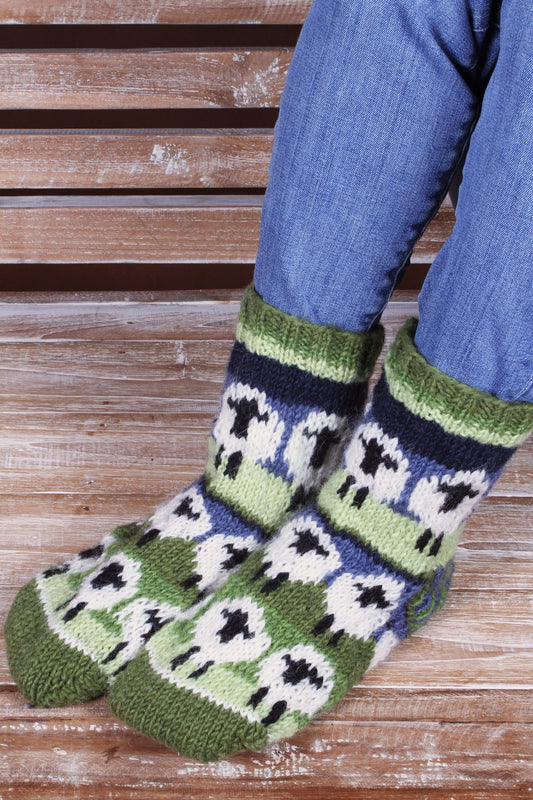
[5,285,533,761]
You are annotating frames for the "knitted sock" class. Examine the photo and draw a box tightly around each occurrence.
[108,317,533,761]
[4,285,383,707]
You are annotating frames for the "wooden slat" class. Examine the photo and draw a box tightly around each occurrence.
[0,491,530,555]
[1,692,531,797]
[0,131,274,189]
[0,397,528,496]
[0,198,454,263]
[0,49,292,110]
[0,0,312,25]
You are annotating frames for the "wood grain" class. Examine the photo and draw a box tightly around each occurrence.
[0,290,531,796]
[1,692,532,797]
[0,0,312,25]
[0,131,274,189]
[0,49,292,110]
[0,199,454,263]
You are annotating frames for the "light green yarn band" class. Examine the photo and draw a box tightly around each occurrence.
[317,468,462,577]
[385,318,533,448]
[236,284,385,384]
[205,437,295,535]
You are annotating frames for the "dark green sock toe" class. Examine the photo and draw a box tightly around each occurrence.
[4,579,108,707]
[108,651,267,761]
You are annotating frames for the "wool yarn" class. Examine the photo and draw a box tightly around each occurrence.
[108,317,533,761]
[4,285,383,707]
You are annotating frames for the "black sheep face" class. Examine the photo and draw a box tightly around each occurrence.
[53,553,142,624]
[211,381,284,478]
[251,514,342,594]
[170,596,272,679]
[408,469,490,555]
[101,596,178,676]
[342,421,410,506]
[182,532,260,594]
[142,484,212,545]
[312,572,405,643]
[283,410,347,492]
[246,644,334,727]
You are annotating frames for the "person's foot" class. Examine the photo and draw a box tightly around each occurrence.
[4,285,384,707]
[108,317,533,761]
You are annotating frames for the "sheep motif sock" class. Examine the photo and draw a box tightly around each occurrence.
[4,285,384,707]
[108,317,533,761]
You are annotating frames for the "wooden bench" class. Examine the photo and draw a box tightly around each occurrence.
[0,0,453,290]
[0,4,531,798]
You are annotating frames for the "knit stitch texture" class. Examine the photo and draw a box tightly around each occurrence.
[4,285,383,707]
[108,317,533,761]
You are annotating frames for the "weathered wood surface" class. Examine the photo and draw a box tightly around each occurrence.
[0,198,454,263]
[0,49,292,110]
[0,290,531,797]
[0,0,312,25]
[0,131,274,189]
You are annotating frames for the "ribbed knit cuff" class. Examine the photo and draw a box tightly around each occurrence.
[385,318,533,448]
[236,284,385,384]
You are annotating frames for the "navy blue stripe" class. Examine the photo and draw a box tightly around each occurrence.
[372,372,514,473]
[228,340,367,417]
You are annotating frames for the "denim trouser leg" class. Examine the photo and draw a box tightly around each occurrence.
[415,0,533,402]
[254,0,532,401]
[254,0,498,331]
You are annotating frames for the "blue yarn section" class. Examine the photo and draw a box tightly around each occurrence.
[228,341,367,418]
[371,371,514,473]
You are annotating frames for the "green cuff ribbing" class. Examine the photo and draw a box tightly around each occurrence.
[236,284,385,384]
[385,318,533,448]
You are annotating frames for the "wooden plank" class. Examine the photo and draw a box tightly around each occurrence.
[0,49,292,110]
[0,790,529,800]
[0,199,454,263]
[0,492,530,558]
[2,682,533,724]
[0,699,531,796]
[0,288,250,303]
[0,131,274,189]
[0,0,312,25]
[0,401,528,495]
[0,289,416,338]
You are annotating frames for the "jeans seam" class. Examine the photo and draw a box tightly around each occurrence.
[511,377,533,403]
[367,103,482,330]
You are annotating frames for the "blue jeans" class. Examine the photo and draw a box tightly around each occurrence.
[253,0,533,402]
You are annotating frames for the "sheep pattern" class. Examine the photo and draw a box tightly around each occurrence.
[145,502,423,739]
[102,318,533,760]
[35,358,360,680]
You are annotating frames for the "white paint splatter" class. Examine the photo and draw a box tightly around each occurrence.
[211,760,247,778]
[309,737,333,753]
[233,56,284,107]
[150,144,191,176]
[174,342,189,366]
